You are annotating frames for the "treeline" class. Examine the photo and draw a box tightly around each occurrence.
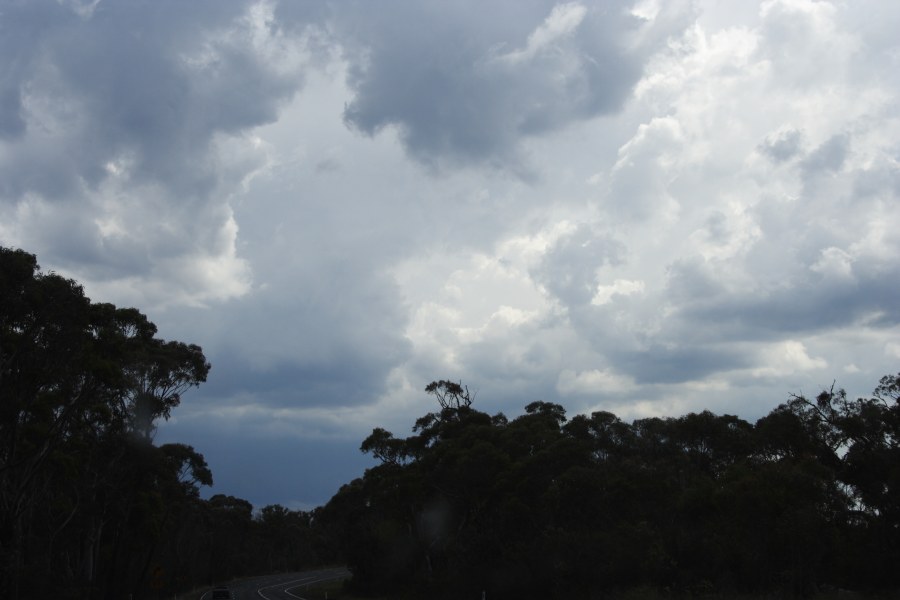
[6,244,900,599]
[0,247,337,599]
[319,379,900,599]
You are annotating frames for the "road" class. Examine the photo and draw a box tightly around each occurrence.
[198,567,351,600]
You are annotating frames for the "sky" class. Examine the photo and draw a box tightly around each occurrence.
[2,0,899,510]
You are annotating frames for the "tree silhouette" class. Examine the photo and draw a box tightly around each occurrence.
[328,373,900,598]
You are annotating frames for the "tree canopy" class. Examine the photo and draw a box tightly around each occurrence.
[321,375,900,599]
[0,247,338,599]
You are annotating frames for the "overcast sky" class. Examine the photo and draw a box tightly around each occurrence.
[2,0,899,510]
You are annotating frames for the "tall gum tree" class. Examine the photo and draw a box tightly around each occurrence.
[0,246,210,599]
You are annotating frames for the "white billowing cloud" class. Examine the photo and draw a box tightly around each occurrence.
[591,279,645,306]
[387,0,900,408]
[557,368,636,397]
[758,0,858,89]
[0,0,313,308]
[498,2,588,65]
[757,340,828,374]
[605,116,684,221]
[399,243,553,381]
[810,247,854,281]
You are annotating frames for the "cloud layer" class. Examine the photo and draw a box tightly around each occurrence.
[2,0,899,507]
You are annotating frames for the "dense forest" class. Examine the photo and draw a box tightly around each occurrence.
[3,245,899,599]
[325,379,900,599]
[0,247,337,599]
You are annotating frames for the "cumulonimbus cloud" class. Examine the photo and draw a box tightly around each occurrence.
[337,0,692,169]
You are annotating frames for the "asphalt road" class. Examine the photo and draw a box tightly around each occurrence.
[198,567,351,600]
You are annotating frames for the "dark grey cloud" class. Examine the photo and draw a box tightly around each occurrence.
[199,360,395,410]
[335,1,688,168]
[156,426,376,511]
[196,298,412,411]
[663,258,726,308]
[759,128,803,162]
[853,161,900,199]
[614,343,749,385]
[159,240,413,411]
[0,0,57,139]
[604,232,900,382]
[684,263,900,336]
[801,133,849,176]
[0,0,277,200]
[534,190,900,386]
[532,224,624,306]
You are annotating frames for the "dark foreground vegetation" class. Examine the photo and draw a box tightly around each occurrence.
[0,247,338,599]
[323,379,900,599]
[3,245,899,599]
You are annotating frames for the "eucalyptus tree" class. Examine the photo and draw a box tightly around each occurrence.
[0,246,210,599]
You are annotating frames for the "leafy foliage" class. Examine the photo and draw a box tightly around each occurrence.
[0,247,335,599]
[322,376,900,598]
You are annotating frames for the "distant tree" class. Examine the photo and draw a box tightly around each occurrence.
[251,504,317,573]
[203,494,255,582]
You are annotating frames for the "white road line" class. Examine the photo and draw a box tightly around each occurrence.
[284,574,345,599]
[262,572,350,600]
[257,576,316,599]
[284,585,306,600]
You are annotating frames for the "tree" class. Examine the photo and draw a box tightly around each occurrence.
[334,374,900,598]
[784,374,900,588]
[0,246,211,598]
[0,248,98,598]
[360,427,410,466]
[425,380,473,412]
